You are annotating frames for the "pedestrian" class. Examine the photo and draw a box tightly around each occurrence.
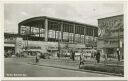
[72,50,75,61]
[57,51,60,58]
[15,52,18,58]
[104,54,107,64]
[79,50,84,68]
[117,48,120,61]
[96,50,101,63]
[35,52,40,64]
[91,50,94,59]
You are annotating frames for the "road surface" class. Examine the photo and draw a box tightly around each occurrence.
[4,58,115,77]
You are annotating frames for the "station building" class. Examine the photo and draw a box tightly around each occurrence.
[5,16,98,57]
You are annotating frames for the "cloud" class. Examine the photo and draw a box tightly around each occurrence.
[21,11,29,16]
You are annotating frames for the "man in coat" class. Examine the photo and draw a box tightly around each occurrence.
[96,50,101,63]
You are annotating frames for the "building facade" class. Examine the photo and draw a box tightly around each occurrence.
[98,15,124,59]
[18,16,98,45]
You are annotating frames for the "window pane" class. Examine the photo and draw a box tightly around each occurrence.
[20,26,30,35]
[48,30,55,38]
[39,28,45,37]
[69,33,73,43]
[63,32,68,41]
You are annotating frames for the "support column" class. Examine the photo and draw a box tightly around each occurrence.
[29,26,31,35]
[80,27,81,43]
[18,24,21,35]
[61,22,63,42]
[39,24,40,37]
[93,28,95,37]
[45,18,48,41]
[73,24,75,43]
[92,29,95,48]
[55,30,56,42]
[84,27,86,45]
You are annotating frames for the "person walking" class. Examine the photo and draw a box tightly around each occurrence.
[35,52,40,64]
[79,50,84,68]
[117,48,120,61]
[57,51,60,58]
[104,54,107,64]
[72,50,75,61]
[96,50,101,63]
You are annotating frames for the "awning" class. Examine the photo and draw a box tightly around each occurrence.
[4,44,15,47]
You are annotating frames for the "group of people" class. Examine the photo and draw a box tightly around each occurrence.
[70,50,75,61]
[79,50,101,68]
[57,50,76,61]
[4,50,14,58]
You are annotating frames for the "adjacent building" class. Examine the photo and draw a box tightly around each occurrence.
[4,33,17,57]
[97,15,124,59]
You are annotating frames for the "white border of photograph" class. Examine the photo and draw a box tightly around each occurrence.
[0,0,128,80]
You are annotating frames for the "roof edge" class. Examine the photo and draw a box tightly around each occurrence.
[19,16,98,28]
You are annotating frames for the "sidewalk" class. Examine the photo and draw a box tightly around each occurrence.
[29,58,123,76]
[35,58,79,69]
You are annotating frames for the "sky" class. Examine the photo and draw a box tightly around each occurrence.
[4,1,124,33]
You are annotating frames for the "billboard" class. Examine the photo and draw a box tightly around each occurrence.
[98,15,123,37]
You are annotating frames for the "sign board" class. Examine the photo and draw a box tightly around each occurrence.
[15,37,23,54]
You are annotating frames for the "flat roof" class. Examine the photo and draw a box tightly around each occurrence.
[98,14,123,20]
[19,16,98,28]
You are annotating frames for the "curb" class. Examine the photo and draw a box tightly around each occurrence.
[28,63,123,77]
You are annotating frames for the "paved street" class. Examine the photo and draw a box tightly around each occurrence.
[4,58,116,77]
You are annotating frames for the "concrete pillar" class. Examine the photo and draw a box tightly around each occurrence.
[29,26,31,35]
[84,27,86,45]
[18,24,21,35]
[92,29,95,48]
[45,18,48,41]
[61,22,63,42]
[39,24,41,37]
[73,24,75,43]
[55,31,56,42]
[93,28,95,37]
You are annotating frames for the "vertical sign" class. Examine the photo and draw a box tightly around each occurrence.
[15,37,23,54]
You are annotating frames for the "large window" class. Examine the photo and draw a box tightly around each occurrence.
[48,20,56,41]
[20,26,26,35]
[69,33,74,43]
[86,27,93,36]
[63,23,69,42]
[56,31,61,40]
[20,26,30,35]
[75,34,80,43]
[81,35,84,43]
[31,26,39,37]
[48,20,61,41]
[68,24,74,43]
[74,25,85,43]
[94,28,98,37]
[85,36,89,44]
[48,30,55,38]
[39,24,45,38]
[40,28,45,37]
[63,32,68,41]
